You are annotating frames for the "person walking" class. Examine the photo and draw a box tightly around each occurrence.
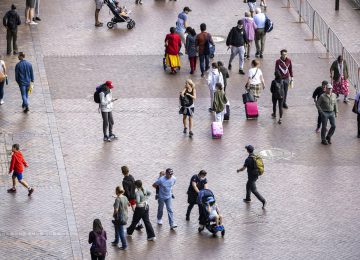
[253,8,266,58]
[33,0,41,21]
[25,0,37,25]
[316,84,338,145]
[153,168,177,229]
[94,0,104,27]
[354,91,360,138]
[196,23,214,77]
[330,55,350,103]
[15,52,34,113]
[275,49,293,109]
[127,180,156,241]
[175,6,192,53]
[7,144,34,196]
[186,170,208,221]
[88,219,107,260]
[207,63,224,112]
[3,4,21,55]
[165,27,182,74]
[99,81,117,142]
[247,0,257,17]
[246,59,265,99]
[180,79,196,137]
[217,61,229,92]
[112,186,129,250]
[237,145,266,208]
[212,83,228,122]
[185,27,197,74]
[243,11,257,59]
[0,57,7,105]
[226,20,248,75]
[270,71,285,124]
[312,81,328,133]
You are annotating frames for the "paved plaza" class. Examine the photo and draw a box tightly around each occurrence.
[0,0,360,259]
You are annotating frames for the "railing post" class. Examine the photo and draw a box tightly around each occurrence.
[341,46,344,58]
[312,11,316,40]
[326,27,330,53]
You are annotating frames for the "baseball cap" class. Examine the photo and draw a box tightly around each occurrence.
[321,80,328,86]
[245,145,254,153]
[166,168,174,175]
[184,6,192,12]
[105,81,114,89]
[326,84,333,89]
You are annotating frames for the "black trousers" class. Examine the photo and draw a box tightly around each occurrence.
[186,203,198,218]
[246,179,265,203]
[357,114,360,136]
[282,78,289,105]
[90,252,105,260]
[272,97,283,118]
[6,29,18,54]
[317,111,322,129]
[127,207,155,239]
[101,111,114,137]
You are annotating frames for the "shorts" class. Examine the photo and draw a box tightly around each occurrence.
[12,172,23,181]
[26,0,36,8]
[129,199,136,206]
[95,0,104,10]
[248,2,256,12]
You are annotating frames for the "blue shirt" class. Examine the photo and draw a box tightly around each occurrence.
[15,60,34,86]
[176,12,187,33]
[355,92,360,113]
[155,176,176,199]
[253,13,266,29]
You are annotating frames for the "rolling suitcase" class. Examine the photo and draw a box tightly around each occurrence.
[245,101,258,119]
[211,122,223,139]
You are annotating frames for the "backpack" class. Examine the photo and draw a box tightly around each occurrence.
[252,155,264,175]
[93,84,106,103]
[264,16,274,33]
[273,80,284,99]
[93,231,107,256]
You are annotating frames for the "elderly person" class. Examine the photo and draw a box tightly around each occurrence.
[112,186,129,250]
[207,62,224,112]
[330,55,350,103]
[246,59,265,99]
[243,11,257,59]
[180,79,196,137]
[253,8,266,58]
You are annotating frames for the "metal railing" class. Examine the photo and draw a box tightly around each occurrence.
[350,0,360,8]
[285,0,360,92]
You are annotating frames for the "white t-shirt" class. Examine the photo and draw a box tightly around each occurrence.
[0,60,5,74]
[248,67,263,85]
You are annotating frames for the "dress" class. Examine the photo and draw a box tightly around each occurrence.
[331,60,349,96]
[165,33,181,69]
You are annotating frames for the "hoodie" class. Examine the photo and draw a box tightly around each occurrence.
[9,151,28,173]
[207,69,224,91]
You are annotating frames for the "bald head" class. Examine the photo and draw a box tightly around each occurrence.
[255,8,261,14]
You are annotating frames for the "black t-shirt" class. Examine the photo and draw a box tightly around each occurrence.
[187,174,207,194]
[122,175,136,200]
[244,154,258,180]
[312,86,324,100]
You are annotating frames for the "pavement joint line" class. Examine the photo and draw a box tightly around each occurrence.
[29,26,82,260]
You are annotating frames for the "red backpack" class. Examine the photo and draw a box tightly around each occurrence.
[93,231,107,256]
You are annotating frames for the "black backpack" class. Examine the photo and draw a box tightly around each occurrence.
[273,80,284,99]
[94,84,106,103]
[264,16,274,33]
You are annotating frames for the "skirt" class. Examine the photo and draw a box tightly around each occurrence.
[248,84,262,98]
[333,76,349,96]
[166,54,181,69]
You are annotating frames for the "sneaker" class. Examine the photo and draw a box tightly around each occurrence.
[157,219,163,225]
[28,188,34,196]
[126,233,132,237]
[24,107,29,113]
[111,241,119,246]
[271,113,276,118]
[170,224,178,229]
[239,69,245,75]
[326,136,332,144]
[189,131,193,138]
[255,52,260,58]
[315,128,320,133]
[185,216,190,221]
[260,54,263,59]
[183,127,187,134]
[262,200,267,209]
[208,108,213,112]
[29,21,38,25]
[228,64,232,70]
[243,199,251,203]
[0,99,4,105]
[118,246,127,250]
[147,237,156,241]
[103,136,111,142]
[35,17,41,21]
[321,140,328,145]
[7,188,16,193]
[135,224,144,231]
[109,134,118,140]
[13,51,18,55]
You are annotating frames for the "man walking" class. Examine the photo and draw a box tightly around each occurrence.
[15,52,34,113]
[175,6,191,53]
[196,23,214,77]
[226,20,248,75]
[312,81,328,133]
[253,8,266,58]
[237,145,266,209]
[153,168,177,229]
[316,84,338,145]
[275,49,293,109]
[3,4,21,55]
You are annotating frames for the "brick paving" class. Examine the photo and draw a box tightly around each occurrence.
[0,0,360,259]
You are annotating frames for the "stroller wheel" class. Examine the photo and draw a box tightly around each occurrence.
[198,227,204,233]
[221,230,225,237]
[107,22,114,29]
[127,23,133,30]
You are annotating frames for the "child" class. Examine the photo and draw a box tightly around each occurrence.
[114,1,129,17]
[207,198,222,226]
[7,144,34,196]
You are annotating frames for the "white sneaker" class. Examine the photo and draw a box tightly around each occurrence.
[147,237,156,241]
[0,99,4,105]
[29,21,38,25]
[157,219,162,225]
[170,224,178,229]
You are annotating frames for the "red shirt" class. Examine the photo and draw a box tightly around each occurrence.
[275,58,293,79]
[9,151,28,173]
[165,33,181,55]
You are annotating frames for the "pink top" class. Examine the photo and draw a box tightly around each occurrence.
[243,18,257,41]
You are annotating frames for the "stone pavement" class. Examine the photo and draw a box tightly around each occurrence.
[0,0,360,259]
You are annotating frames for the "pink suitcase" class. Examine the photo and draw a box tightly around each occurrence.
[211,122,223,139]
[245,102,259,119]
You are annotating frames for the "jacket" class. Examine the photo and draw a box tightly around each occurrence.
[100,90,113,112]
[226,26,248,47]
[15,60,34,86]
[185,34,197,57]
[243,17,257,41]
[9,151,28,173]
[207,69,224,91]
[196,32,214,55]
[316,93,338,114]
[330,60,349,81]
[270,79,285,99]
[3,10,21,31]
[212,90,228,113]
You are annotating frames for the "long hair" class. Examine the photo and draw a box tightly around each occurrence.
[93,219,103,233]
[135,180,145,196]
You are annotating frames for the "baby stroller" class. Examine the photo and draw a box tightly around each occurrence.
[197,189,225,237]
[104,0,136,29]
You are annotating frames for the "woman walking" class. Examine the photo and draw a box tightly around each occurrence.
[112,186,129,250]
[127,180,156,241]
[185,27,197,74]
[88,219,107,260]
[165,27,182,74]
[246,59,265,99]
[330,55,350,103]
[212,83,228,122]
[0,56,7,105]
[243,11,257,59]
[180,79,196,138]
[270,71,285,124]
[186,170,208,221]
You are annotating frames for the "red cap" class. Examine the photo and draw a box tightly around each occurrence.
[105,81,114,89]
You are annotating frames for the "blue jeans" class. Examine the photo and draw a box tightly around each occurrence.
[321,111,336,141]
[199,54,210,74]
[117,224,127,248]
[19,85,30,108]
[157,198,175,226]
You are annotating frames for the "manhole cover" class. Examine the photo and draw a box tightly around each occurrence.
[212,35,225,43]
[259,148,294,160]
